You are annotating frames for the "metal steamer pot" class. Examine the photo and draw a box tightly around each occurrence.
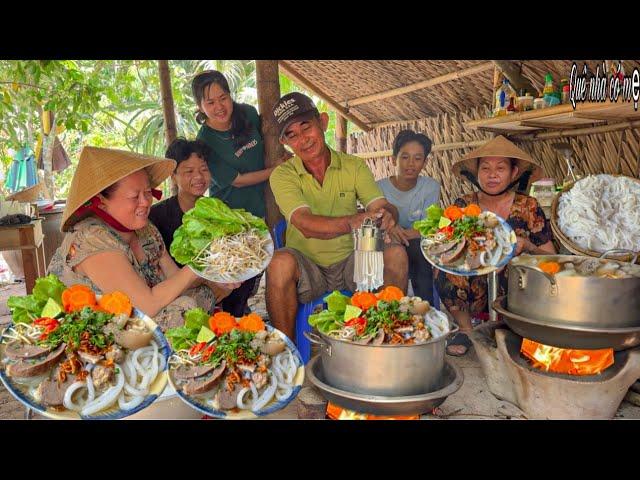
[507,251,640,329]
[304,324,458,397]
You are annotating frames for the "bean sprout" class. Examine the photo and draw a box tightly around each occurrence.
[192,229,272,282]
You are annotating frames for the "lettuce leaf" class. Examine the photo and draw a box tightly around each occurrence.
[165,326,194,351]
[169,197,268,270]
[308,310,342,334]
[166,308,212,350]
[7,274,67,324]
[32,274,66,304]
[184,307,210,331]
[413,204,444,236]
[323,290,351,314]
[7,295,42,324]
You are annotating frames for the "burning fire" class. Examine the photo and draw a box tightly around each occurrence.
[326,402,419,420]
[520,338,614,375]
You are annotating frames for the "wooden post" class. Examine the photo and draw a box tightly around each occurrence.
[42,114,57,200]
[335,113,348,152]
[158,60,178,195]
[256,60,285,230]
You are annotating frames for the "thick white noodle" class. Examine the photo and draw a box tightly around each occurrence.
[275,385,292,401]
[557,175,640,252]
[140,341,159,390]
[236,387,253,409]
[80,369,125,416]
[251,372,278,412]
[250,381,259,402]
[86,375,95,403]
[63,381,88,411]
[118,392,145,411]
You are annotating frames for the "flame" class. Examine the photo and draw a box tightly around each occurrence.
[521,338,614,375]
[326,402,420,420]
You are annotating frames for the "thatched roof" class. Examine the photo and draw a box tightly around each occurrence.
[280,60,640,129]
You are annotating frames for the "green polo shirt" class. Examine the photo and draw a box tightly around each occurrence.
[270,148,384,267]
[197,103,266,218]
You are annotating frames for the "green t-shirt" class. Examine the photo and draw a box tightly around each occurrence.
[270,148,385,267]
[197,103,266,218]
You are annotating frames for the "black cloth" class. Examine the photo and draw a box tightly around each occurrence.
[221,275,259,317]
[406,238,434,304]
[149,195,184,262]
[148,194,259,314]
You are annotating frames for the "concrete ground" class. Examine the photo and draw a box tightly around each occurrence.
[1,258,639,420]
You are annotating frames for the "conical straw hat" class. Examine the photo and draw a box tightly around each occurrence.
[61,146,176,232]
[452,135,542,182]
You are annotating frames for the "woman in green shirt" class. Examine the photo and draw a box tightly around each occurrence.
[191,70,286,314]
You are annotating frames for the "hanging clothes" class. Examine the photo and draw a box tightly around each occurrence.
[4,147,38,193]
[37,135,71,172]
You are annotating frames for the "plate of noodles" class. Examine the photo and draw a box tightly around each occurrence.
[415,204,517,277]
[1,281,169,420]
[166,309,303,419]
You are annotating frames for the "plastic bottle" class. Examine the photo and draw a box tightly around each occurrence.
[543,73,555,96]
[543,73,560,107]
[562,85,570,104]
[494,79,516,116]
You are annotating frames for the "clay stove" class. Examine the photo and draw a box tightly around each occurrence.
[469,322,640,419]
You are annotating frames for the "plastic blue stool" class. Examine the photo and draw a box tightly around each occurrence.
[432,283,441,310]
[295,289,352,364]
[273,219,287,250]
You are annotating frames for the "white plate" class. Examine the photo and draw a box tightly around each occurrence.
[0,307,170,420]
[420,215,517,277]
[169,325,304,419]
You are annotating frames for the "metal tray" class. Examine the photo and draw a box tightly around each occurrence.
[306,355,463,416]
[493,296,640,351]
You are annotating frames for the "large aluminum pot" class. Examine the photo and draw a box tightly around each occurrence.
[507,252,640,329]
[304,324,457,397]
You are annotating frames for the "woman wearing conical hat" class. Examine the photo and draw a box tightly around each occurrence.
[48,147,239,329]
[437,135,556,356]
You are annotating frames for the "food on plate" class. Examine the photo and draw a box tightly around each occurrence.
[170,197,273,282]
[308,287,450,345]
[557,174,640,253]
[2,281,165,417]
[415,203,515,273]
[166,309,300,413]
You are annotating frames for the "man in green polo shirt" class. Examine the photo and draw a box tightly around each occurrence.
[267,92,409,340]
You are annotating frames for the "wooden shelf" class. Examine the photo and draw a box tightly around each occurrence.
[465,102,640,134]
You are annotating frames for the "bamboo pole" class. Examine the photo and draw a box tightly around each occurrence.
[158,60,178,195]
[335,112,348,152]
[256,60,285,229]
[513,120,640,141]
[158,60,178,146]
[42,114,57,200]
[369,119,422,129]
[341,62,494,108]
[354,139,488,159]
[279,61,370,132]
